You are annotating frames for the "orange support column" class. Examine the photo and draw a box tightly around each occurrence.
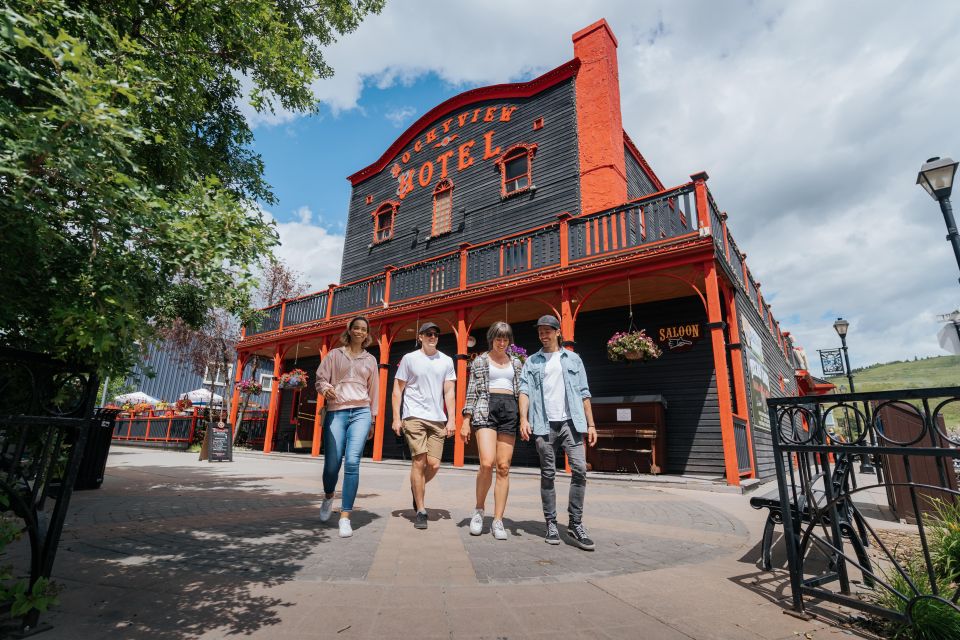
[454,309,468,467]
[263,344,283,453]
[373,324,391,461]
[311,338,330,457]
[705,262,740,486]
[558,212,571,268]
[722,283,756,479]
[228,350,246,434]
[560,286,576,350]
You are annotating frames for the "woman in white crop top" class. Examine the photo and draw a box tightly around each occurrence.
[460,321,523,541]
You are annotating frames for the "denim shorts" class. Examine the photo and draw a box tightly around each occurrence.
[474,394,519,436]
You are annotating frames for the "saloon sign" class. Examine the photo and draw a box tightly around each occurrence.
[657,323,702,352]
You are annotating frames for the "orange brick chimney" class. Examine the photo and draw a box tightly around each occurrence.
[573,19,627,215]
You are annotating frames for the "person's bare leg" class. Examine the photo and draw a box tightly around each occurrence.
[474,428,496,510]
[493,434,516,520]
[424,456,441,483]
[411,453,427,511]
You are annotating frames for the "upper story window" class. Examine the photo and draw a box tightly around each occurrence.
[372,201,399,244]
[495,143,538,198]
[432,179,453,236]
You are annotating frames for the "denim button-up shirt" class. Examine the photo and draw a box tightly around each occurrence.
[518,349,592,435]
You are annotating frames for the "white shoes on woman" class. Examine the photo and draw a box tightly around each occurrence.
[338,518,353,538]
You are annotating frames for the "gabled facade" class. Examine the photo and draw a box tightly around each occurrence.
[233,19,805,485]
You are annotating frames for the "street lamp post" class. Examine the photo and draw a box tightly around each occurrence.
[833,317,876,473]
[917,156,960,285]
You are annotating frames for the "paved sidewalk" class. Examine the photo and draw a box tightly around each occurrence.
[15,447,878,639]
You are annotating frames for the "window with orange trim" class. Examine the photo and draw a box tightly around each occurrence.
[431,179,453,236]
[372,201,399,244]
[495,144,537,198]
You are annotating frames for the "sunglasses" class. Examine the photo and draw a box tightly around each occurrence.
[421,332,440,338]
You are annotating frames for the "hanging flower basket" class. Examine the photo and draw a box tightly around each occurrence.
[236,379,263,395]
[607,330,662,363]
[278,368,308,390]
[175,397,192,412]
[506,344,527,363]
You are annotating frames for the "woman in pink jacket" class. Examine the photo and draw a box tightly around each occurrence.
[315,316,379,537]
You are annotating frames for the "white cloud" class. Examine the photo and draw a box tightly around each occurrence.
[245,1,960,367]
[384,106,417,128]
[257,205,343,291]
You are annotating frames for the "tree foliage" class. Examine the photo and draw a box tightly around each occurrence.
[0,0,383,375]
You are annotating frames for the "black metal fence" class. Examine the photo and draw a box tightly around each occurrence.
[0,348,100,634]
[766,387,960,631]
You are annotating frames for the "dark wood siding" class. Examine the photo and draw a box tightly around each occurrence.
[625,145,658,200]
[341,80,581,283]
[734,292,798,479]
[573,299,723,477]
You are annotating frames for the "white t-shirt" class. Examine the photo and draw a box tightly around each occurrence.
[396,349,456,422]
[543,351,570,421]
[488,359,515,391]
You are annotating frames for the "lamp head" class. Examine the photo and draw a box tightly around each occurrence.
[833,317,849,338]
[917,156,958,201]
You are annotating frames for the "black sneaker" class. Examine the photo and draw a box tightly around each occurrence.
[544,520,560,545]
[568,522,595,551]
[414,510,428,530]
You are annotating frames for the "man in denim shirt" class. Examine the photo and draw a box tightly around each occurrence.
[519,315,597,550]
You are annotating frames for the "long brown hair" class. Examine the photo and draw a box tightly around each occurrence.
[339,315,374,348]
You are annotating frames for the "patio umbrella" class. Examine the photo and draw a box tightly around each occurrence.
[179,389,224,405]
[113,391,160,405]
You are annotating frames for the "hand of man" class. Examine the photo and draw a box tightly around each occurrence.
[460,417,471,444]
[445,419,456,438]
[587,425,597,447]
[323,387,338,401]
[367,425,375,441]
[392,419,403,436]
[519,419,531,442]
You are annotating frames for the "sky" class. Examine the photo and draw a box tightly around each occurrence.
[245,0,960,372]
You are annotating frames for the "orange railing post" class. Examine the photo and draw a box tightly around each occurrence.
[557,212,571,268]
[690,171,709,230]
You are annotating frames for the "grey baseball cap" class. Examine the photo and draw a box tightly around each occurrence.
[418,322,440,334]
[535,315,561,330]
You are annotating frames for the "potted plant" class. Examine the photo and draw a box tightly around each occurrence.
[606,330,662,363]
[278,368,308,390]
[133,402,153,416]
[236,379,263,396]
[175,397,193,414]
[506,344,528,363]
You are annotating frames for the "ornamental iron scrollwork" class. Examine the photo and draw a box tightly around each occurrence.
[0,348,99,635]
[762,386,960,634]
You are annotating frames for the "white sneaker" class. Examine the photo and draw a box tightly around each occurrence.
[319,496,334,522]
[469,509,484,535]
[338,518,353,538]
[492,519,508,540]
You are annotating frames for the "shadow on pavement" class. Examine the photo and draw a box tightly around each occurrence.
[13,463,381,639]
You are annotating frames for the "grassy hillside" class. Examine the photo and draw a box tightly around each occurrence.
[827,355,960,433]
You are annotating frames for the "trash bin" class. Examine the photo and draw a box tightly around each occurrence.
[75,408,120,490]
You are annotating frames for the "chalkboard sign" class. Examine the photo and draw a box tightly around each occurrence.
[209,422,233,462]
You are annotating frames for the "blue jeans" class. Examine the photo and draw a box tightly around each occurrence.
[322,407,371,512]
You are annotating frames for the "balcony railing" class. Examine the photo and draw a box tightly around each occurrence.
[244,177,782,349]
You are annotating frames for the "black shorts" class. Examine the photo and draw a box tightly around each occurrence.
[474,394,519,435]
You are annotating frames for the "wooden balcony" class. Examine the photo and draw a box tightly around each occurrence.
[241,176,780,349]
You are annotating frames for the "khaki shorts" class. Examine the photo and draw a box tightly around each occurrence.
[403,417,446,460]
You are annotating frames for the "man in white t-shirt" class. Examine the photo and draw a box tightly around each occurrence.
[391,322,457,530]
[519,315,597,550]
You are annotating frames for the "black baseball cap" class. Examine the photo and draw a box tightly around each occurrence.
[535,315,561,330]
[418,322,440,335]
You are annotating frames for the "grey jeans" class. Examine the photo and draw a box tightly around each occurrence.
[534,419,587,524]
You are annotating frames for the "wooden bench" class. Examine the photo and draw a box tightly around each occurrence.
[750,455,871,577]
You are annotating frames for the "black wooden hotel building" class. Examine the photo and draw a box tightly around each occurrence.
[231,20,815,485]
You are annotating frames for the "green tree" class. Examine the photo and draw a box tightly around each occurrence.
[0,0,383,375]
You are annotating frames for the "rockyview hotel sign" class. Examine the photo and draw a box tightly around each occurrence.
[388,104,520,199]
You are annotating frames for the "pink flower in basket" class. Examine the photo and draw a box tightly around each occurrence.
[278,368,308,389]
[237,378,263,395]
